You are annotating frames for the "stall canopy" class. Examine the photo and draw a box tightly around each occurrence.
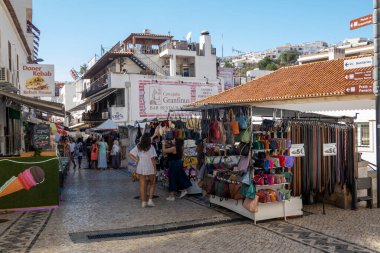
[0,90,65,117]
[91,119,118,131]
[67,88,117,113]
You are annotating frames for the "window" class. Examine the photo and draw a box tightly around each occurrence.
[356,122,370,147]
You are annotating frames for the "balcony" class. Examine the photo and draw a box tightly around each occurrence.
[82,111,109,122]
[81,74,109,99]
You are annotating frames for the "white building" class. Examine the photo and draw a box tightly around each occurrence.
[299,38,372,65]
[246,69,273,79]
[0,0,63,155]
[57,82,76,111]
[68,29,221,126]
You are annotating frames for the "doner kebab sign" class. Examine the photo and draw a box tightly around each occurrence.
[20,64,55,97]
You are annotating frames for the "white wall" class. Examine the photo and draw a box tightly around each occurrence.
[314,109,376,165]
[60,84,76,111]
[0,0,30,87]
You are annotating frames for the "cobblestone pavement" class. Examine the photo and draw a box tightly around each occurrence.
[0,168,379,253]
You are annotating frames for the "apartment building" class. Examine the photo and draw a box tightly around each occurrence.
[68,29,221,126]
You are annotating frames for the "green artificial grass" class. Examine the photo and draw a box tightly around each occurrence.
[0,157,59,210]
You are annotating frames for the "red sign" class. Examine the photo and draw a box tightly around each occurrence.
[345,84,373,94]
[344,70,373,81]
[350,14,373,30]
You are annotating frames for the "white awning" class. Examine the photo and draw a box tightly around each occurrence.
[0,90,65,117]
[67,88,117,113]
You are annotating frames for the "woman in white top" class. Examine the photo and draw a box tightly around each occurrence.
[128,133,157,208]
[111,140,121,169]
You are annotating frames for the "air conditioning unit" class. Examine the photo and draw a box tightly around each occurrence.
[101,112,109,119]
[0,68,11,83]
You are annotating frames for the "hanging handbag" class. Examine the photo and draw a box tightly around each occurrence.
[240,128,251,144]
[240,169,251,185]
[228,109,239,135]
[238,142,250,157]
[237,155,250,173]
[243,195,259,213]
[229,182,244,200]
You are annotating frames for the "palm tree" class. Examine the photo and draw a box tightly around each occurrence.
[79,64,88,75]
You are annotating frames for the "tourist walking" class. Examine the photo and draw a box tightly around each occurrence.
[128,133,157,208]
[111,140,121,169]
[90,139,98,170]
[85,136,93,169]
[97,137,108,170]
[69,138,77,170]
[76,138,84,169]
[162,138,191,201]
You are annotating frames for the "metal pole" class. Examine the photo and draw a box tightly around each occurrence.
[374,0,380,208]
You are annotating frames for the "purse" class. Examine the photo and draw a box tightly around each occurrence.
[240,128,251,144]
[256,190,267,203]
[229,182,244,200]
[253,175,264,185]
[238,142,250,157]
[243,195,259,213]
[236,115,248,130]
[237,155,250,173]
[228,109,239,135]
[267,189,277,202]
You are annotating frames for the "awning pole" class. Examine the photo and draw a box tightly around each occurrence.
[374,0,380,208]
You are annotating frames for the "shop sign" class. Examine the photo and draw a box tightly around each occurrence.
[343,57,373,70]
[344,70,372,81]
[20,64,55,97]
[218,67,233,90]
[289,144,305,157]
[110,107,125,122]
[33,124,50,150]
[139,80,221,118]
[323,143,337,156]
[350,14,372,30]
[344,84,373,94]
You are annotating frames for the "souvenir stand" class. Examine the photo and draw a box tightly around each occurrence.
[131,113,204,195]
[186,104,356,224]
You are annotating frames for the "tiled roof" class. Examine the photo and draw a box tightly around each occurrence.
[193,56,374,105]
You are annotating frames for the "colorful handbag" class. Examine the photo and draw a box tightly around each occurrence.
[253,175,264,185]
[243,195,259,213]
[236,115,248,130]
[228,109,240,135]
[267,189,277,202]
[256,190,267,203]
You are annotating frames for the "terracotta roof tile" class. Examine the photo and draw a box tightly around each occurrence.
[193,56,374,105]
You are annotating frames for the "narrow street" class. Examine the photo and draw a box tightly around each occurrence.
[0,167,379,253]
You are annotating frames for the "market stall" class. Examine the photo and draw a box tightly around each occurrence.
[184,105,356,223]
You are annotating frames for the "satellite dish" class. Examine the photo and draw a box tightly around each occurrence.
[186,32,192,43]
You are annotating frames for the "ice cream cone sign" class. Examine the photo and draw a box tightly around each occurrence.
[0,166,45,198]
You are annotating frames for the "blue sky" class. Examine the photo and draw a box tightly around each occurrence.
[33,0,373,81]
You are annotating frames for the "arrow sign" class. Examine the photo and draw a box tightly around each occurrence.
[345,84,373,94]
[343,56,373,70]
[350,14,373,30]
[344,70,373,81]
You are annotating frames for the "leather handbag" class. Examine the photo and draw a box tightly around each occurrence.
[265,174,275,185]
[267,189,277,202]
[229,182,244,200]
[256,190,267,203]
[240,128,251,144]
[236,115,248,130]
[243,195,259,213]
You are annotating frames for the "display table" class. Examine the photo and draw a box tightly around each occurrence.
[210,196,303,224]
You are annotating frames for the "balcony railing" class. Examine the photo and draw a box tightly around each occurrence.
[81,74,109,99]
[159,40,197,53]
[82,111,108,122]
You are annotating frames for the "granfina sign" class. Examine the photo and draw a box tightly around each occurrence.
[20,64,55,97]
[139,80,221,118]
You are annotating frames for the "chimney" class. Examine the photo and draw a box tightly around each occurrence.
[199,30,211,56]
[328,47,345,60]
